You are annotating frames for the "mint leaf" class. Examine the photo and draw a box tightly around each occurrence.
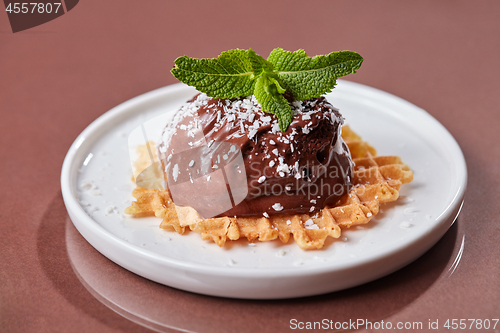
[254,74,293,131]
[171,49,261,98]
[267,48,363,100]
[247,49,273,77]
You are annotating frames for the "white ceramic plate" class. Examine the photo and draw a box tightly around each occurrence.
[61,81,466,299]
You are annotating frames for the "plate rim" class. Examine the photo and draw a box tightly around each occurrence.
[61,80,467,294]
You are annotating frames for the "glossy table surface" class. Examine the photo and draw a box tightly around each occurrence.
[1,1,499,332]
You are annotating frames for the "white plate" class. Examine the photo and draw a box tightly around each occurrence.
[61,80,466,299]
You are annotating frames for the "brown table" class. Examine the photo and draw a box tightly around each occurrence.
[1,1,499,332]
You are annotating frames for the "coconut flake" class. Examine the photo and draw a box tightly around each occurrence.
[172,164,179,182]
[272,203,284,211]
[248,128,257,140]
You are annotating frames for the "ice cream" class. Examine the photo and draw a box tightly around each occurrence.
[158,93,353,218]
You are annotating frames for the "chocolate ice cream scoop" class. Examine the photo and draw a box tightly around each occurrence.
[158,93,353,218]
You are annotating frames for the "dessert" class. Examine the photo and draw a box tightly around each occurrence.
[125,48,413,250]
[158,93,353,218]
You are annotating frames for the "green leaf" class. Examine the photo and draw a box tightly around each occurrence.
[247,49,274,77]
[171,49,262,98]
[267,48,363,100]
[254,75,293,132]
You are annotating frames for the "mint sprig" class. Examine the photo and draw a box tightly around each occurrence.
[171,48,363,131]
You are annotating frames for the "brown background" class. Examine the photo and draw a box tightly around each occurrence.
[1,1,499,332]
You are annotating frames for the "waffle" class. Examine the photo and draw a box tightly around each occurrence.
[125,126,413,250]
